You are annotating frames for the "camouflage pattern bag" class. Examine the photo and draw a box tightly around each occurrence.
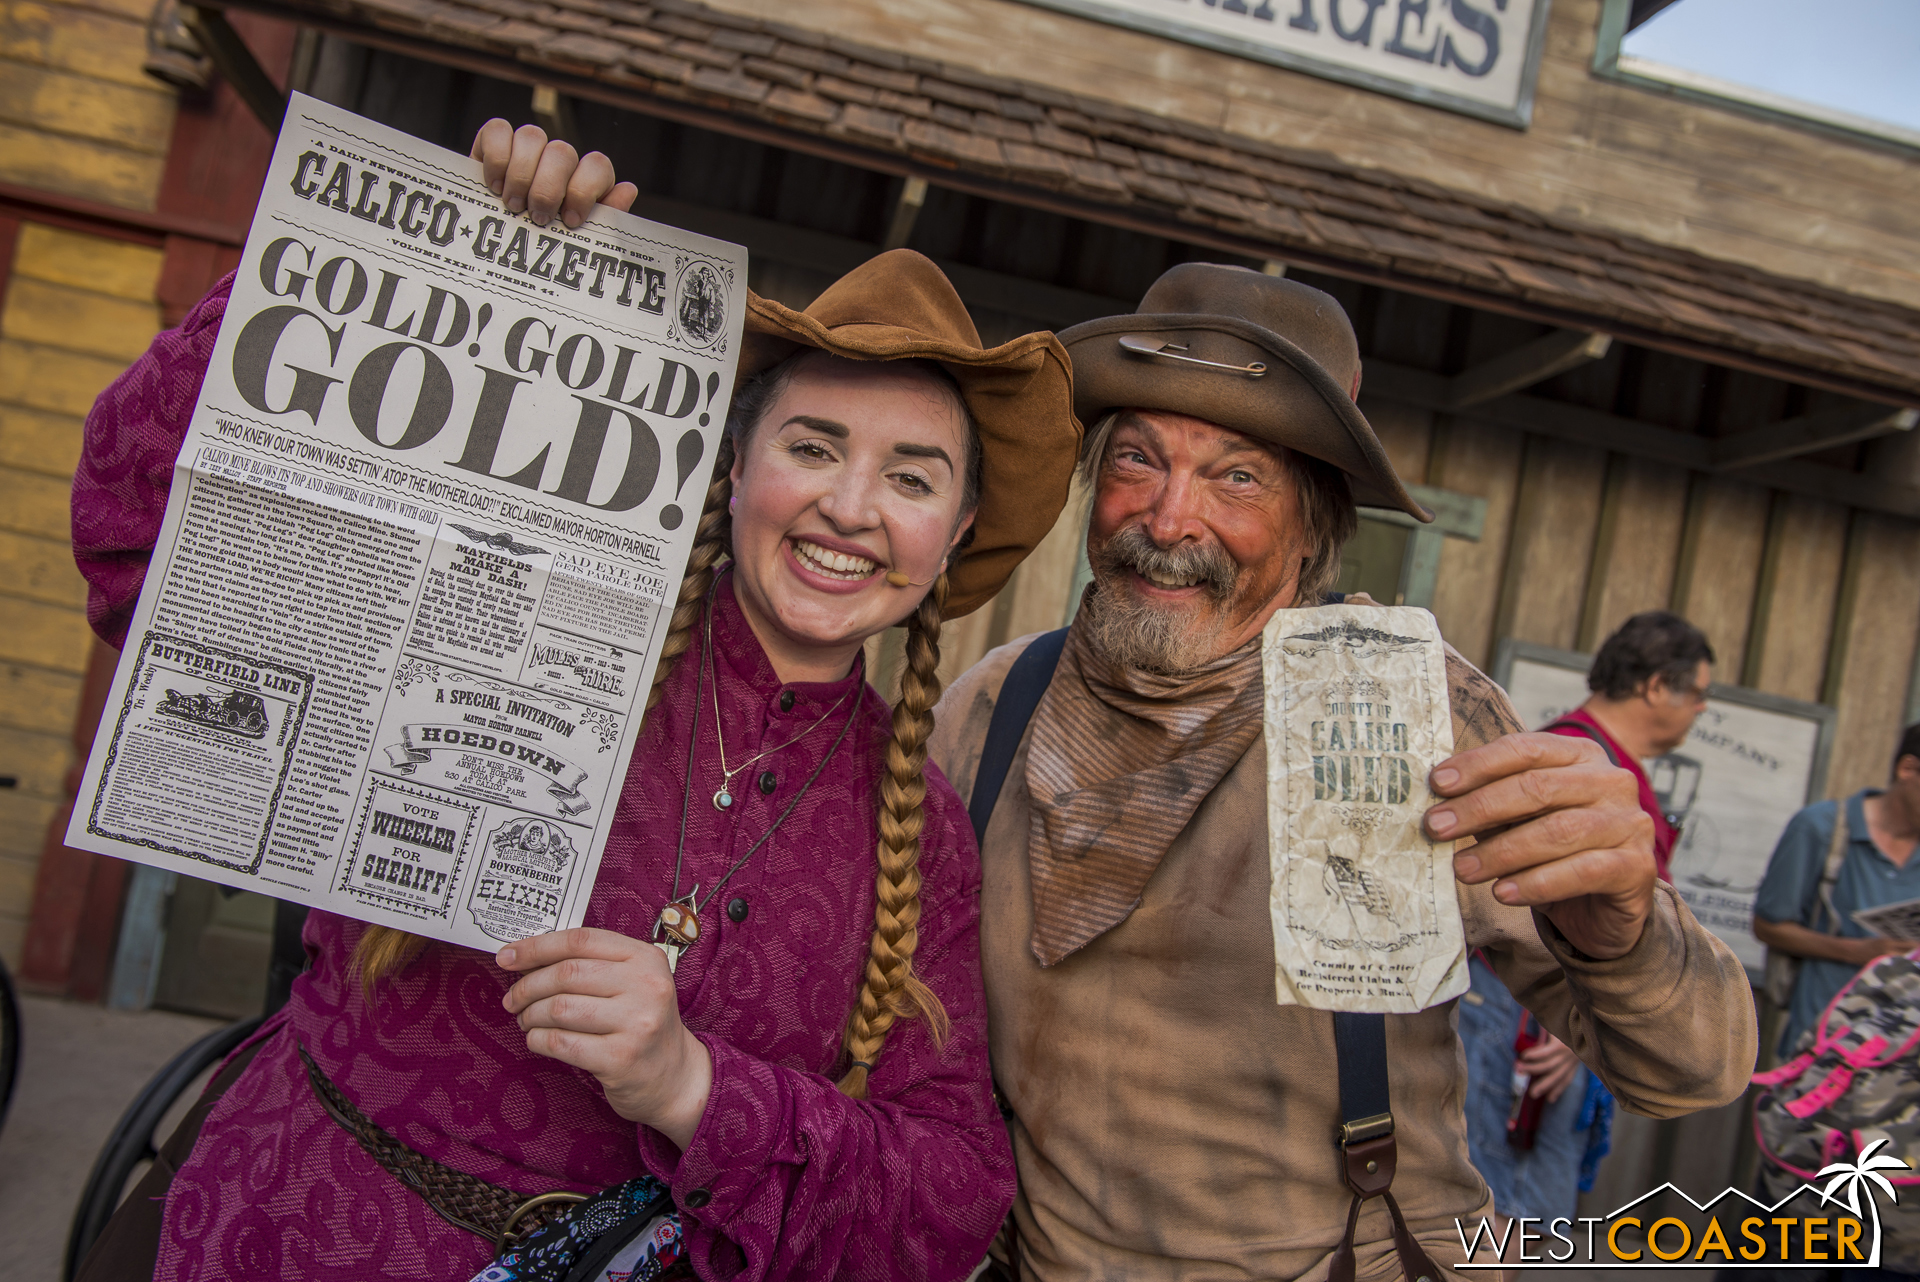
[1753,949,1920,1270]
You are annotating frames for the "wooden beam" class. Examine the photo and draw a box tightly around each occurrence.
[1363,359,1920,521]
[0,181,247,248]
[182,5,287,133]
[1358,483,1487,539]
[881,176,929,252]
[626,191,1132,325]
[1710,402,1919,470]
[1445,330,1612,409]
[530,85,579,144]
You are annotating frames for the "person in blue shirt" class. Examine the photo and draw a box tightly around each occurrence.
[1754,722,1920,1056]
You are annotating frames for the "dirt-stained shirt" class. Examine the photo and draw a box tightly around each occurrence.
[928,629,1757,1282]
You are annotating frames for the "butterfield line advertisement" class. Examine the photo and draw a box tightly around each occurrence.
[66,94,748,950]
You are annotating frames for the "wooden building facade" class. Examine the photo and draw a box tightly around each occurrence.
[0,0,1916,1035]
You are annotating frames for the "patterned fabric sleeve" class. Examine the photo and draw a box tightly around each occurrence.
[633,778,1015,1282]
[72,272,235,648]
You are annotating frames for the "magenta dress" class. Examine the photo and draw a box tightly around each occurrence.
[72,276,1014,1282]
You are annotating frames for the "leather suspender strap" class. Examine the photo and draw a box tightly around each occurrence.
[1329,1012,1441,1282]
[967,629,1068,843]
[966,628,1066,1282]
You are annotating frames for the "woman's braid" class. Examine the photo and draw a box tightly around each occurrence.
[353,442,736,992]
[647,437,735,711]
[836,573,953,1099]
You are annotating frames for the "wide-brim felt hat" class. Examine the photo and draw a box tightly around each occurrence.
[1057,263,1429,521]
[737,249,1081,618]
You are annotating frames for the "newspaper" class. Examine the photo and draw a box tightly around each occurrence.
[1855,899,1920,944]
[65,94,748,952]
[1263,605,1468,1012]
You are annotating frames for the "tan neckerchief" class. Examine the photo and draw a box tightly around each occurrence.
[1023,607,1266,966]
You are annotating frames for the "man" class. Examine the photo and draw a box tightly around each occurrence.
[927,264,1756,1280]
[1543,611,1716,881]
[1459,612,1717,1231]
[1754,722,1920,1056]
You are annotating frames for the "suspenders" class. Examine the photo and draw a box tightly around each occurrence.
[1330,1013,1440,1282]
[967,628,1436,1282]
[966,628,1068,845]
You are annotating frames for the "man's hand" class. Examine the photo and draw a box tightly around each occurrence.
[1752,916,1907,968]
[1426,733,1655,960]
[498,927,712,1149]
[1519,1033,1582,1103]
[470,120,638,228]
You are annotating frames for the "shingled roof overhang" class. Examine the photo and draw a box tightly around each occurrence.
[214,0,1920,408]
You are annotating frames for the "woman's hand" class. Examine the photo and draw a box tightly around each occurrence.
[498,927,713,1149]
[470,119,638,229]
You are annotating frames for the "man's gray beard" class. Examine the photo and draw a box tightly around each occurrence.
[1080,526,1240,675]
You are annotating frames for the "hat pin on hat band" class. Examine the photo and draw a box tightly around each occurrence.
[1118,334,1267,378]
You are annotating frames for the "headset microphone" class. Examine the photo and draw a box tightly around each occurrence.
[885,571,935,588]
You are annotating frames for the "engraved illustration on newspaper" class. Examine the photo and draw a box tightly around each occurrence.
[1264,606,1467,1012]
[66,94,748,951]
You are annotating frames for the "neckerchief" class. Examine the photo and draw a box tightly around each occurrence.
[1023,607,1265,966]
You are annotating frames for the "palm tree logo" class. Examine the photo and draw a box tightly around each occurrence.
[1817,1137,1911,1266]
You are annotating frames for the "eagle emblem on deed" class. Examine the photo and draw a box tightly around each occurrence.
[1263,604,1468,1013]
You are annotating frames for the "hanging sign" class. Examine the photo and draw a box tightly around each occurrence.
[1014,0,1553,127]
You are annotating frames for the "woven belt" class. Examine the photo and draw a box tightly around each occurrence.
[299,1043,585,1249]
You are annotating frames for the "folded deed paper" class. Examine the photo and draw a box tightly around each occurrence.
[1263,606,1468,1012]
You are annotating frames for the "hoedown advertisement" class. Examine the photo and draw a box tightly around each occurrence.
[66,94,748,951]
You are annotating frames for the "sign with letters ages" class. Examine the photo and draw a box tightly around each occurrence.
[1013,0,1553,127]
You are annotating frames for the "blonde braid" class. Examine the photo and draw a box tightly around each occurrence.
[647,436,735,711]
[353,442,736,993]
[836,573,954,1099]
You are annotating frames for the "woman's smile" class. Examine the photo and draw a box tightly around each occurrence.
[789,535,881,582]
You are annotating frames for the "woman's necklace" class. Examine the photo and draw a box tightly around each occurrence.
[653,592,863,971]
[706,599,850,810]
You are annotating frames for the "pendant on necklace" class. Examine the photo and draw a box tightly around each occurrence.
[657,892,701,951]
[713,788,733,810]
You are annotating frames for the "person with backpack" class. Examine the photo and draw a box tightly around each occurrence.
[926,264,1758,1281]
[1749,724,1920,1278]
[1754,722,1920,1057]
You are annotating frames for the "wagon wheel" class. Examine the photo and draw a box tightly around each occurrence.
[62,1015,265,1281]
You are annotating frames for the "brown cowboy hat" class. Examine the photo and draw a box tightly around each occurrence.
[1057,263,1429,521]
[737,249,1081,618]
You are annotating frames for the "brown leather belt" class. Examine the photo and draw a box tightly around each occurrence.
[299,1043,584,1250]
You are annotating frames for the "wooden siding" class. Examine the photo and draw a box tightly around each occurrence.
[0,0,177,210]
[0,222,162,966]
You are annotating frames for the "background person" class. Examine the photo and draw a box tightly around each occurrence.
[1753,722,1920,1057]
[1459,611,1716,1229]
[1541,610,1716,883]
[70,125,1081,1282]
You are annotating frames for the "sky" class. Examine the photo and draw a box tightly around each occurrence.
[1621,0,1920,135]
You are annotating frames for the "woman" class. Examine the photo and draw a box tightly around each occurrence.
[72,124,1079,1281]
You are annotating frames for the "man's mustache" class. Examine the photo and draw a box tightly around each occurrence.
[1091,525,1239,602]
